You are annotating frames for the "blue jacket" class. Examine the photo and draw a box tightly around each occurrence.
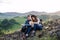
[25,20,31,26]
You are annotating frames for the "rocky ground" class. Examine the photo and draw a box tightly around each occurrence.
[0,19,60,40]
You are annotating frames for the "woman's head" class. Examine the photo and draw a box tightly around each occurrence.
[31,15,38,22]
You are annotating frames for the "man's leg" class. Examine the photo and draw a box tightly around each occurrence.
[25,27,31,37]
[21,26,26,32]
[21,24,31,33]
[31,24,37,37]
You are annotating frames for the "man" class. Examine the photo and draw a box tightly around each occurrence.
[21,15,31,37]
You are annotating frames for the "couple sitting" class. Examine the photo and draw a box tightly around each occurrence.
[21,15,43,37]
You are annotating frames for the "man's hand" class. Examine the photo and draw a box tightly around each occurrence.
[21,24,25,26]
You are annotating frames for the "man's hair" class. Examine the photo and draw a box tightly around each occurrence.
[27,15,30,17]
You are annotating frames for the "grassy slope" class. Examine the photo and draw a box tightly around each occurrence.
[0,16,58,40]
[1,17,26,34]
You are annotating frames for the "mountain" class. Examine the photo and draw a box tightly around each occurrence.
[25,11,60,16]
[0,11,60,19]
[47,11,60,16]
[53,11,60,15]
[4,12,25,16]
[0,12,25,19]
[0,11,48,19]
[25,11,47,15]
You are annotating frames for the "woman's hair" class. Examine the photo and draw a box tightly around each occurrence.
[31,15,38,22]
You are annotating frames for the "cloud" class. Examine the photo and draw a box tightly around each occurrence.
[0,0,11,4]
[0,0,3,3]
[0,0,60,13]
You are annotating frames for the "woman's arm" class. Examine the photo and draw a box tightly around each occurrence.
[33,22,39,24]
[29,21,34,27]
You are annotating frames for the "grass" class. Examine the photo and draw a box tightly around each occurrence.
[0,16,58,40]
[26,32,57,40]
[0,17,26,34]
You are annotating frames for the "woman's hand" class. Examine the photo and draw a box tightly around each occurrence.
[21,24,25,26]
[31,22,34,25]
[29,21,34,25]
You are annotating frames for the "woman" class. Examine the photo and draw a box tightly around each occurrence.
[25,15,38,37]
[29,15,43,36]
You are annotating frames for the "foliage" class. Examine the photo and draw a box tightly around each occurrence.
[0,16,26,34]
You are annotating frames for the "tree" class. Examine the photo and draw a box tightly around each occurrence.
[9,19,19,25]
[1,19,9,30]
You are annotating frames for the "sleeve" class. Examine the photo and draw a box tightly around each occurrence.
[37,18,40,24]
[25,20,27,24]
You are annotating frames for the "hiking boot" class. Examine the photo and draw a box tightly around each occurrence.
[26,34,29,38]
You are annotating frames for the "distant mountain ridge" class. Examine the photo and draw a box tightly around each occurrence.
[25,11,47,15]
[0,12,25,19]
[0,11,60,19]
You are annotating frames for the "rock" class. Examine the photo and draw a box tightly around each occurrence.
[56,31,60,40]
[0,37,5,40]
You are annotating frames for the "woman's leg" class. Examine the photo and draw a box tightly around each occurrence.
[32,24,43,31]
[33,24,37,31]
[36,25,43,30]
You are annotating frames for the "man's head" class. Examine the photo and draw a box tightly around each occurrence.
[27,15,31,20]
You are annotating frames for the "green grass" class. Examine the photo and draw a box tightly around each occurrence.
[14,17,26,24]
[0,17,26,34]
[0,16,58,40]
[27,32,57,40]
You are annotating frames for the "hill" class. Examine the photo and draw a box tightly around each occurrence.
[0,11,60,18]
[0,12,25,19]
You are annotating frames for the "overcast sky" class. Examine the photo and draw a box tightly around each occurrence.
[0,0,60,13]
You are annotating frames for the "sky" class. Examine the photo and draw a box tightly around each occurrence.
[0,0,60,13]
